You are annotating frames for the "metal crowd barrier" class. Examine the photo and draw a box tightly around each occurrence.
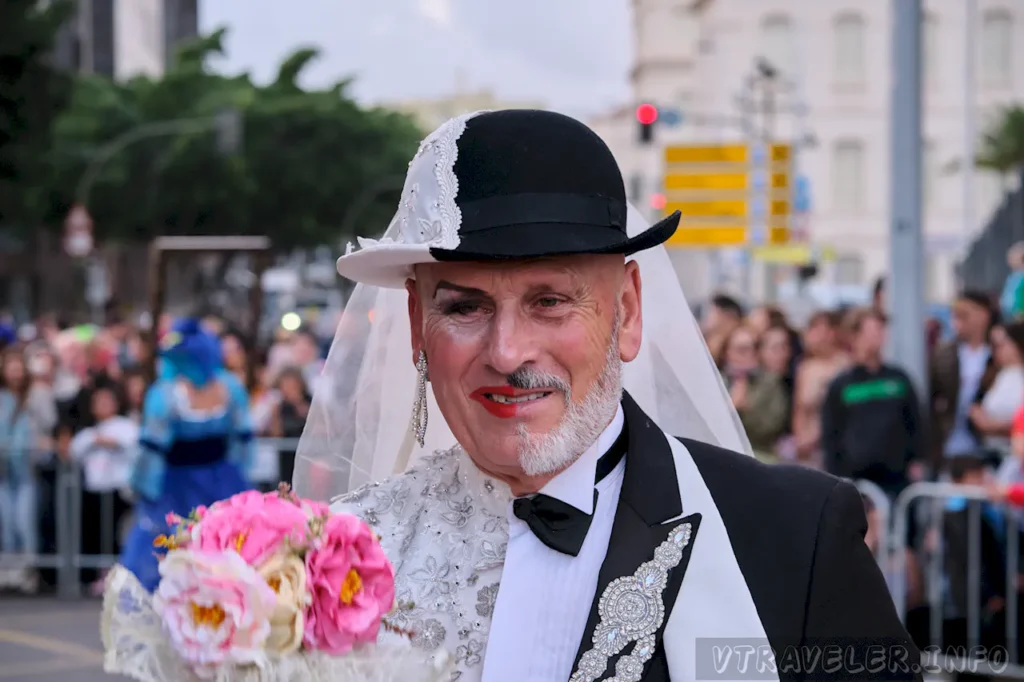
[890,481,1024,678]
[10,456,1024,675]
[0,438,302,598]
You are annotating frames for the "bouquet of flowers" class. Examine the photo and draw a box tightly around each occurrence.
[101,486,451,682]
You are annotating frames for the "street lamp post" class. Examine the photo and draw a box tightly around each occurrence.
[889,0,927,397]
[71,110,243,323]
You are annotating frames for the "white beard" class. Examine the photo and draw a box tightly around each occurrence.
[516,332,624,477]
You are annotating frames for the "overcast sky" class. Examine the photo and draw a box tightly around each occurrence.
[199,0,633,119]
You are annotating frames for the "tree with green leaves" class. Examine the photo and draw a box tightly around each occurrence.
[974,105,1024,318]
[975,104,1024,186]
[0,0,74,232]
[46,29,422,250]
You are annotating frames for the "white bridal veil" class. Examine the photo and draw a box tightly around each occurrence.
[292,203,752,502]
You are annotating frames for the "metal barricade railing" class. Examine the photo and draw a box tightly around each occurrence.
[853,478,892,566]
[889,481,1023,678]
[0,438,302,598]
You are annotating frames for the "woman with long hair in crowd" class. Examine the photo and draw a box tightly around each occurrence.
[119,318,256,592]
[717,324,789,463]
[0,347,44,592]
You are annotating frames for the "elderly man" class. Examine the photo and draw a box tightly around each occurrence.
[295,110,919,681]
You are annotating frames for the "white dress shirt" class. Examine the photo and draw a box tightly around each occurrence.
[481,405,626,682]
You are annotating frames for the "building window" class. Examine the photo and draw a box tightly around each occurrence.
[981,10,1013,88]
[834,13,866,86]
[832,140,865,213]
[760,14,794,77]
[835,255,864,286]
[923,13,939,88]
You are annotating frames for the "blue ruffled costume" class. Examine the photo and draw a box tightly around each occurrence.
[120,319,255,591]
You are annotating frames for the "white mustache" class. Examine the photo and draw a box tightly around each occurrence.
[506,367,571,403]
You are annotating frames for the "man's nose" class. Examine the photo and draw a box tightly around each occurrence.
[484,308,537,376]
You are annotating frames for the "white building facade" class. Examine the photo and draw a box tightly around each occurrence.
[592,0,1023,304]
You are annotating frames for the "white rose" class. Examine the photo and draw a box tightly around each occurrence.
[257,553,307,655]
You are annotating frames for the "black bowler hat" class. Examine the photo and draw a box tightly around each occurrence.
[336,109,681,288]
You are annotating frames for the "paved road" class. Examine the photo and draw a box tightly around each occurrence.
[0,597,127,682]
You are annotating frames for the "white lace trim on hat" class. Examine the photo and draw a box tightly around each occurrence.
[345,110,490,256]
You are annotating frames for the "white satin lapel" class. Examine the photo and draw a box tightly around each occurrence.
[662,437,778,682]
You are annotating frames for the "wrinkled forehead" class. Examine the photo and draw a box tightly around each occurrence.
[411,254,625,295]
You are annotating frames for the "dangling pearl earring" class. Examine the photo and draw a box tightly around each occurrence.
[410,350,428,447]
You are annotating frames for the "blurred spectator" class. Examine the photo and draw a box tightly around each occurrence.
[821,308,923,497]
[270,366,311,484]
[758,323,797,459]
[248,347,280,491]
[1000,242,1024,322]
[941,456,1015,652]
[792,311,849,468]
[931,291,997,472]
[0,346,44,592]
[718,325,788,463]
[701,293,743,367]
[873,276,886,315]
[290,329,324,393]
[746,304,787,337]
[220,329,252,390]
[970,321,1024,467]
[925,317,943,359]
[69,381,137,594]
[863,492,923,610]
[121,367,147,423]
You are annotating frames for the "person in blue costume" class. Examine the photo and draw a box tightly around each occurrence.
[119,318,255,591]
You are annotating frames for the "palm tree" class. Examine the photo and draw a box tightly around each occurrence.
[974,104,1024,190]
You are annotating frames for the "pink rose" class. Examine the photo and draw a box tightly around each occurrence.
[303,513,395,654]
[154,550,277,676]
[196,491,309,567]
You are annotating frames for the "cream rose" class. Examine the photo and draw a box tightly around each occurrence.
[258,553,307,655]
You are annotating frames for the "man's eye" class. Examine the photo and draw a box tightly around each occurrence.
[444,302,481,316]
[536,297,563,309]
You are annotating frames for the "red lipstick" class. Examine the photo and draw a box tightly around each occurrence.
[469,386,554,419]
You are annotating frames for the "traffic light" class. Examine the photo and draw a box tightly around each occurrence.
[636,103,658,144]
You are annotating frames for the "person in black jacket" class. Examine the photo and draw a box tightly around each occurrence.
[821,307,926,498]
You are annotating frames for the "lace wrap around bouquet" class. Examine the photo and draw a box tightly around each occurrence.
[101,487,452,682]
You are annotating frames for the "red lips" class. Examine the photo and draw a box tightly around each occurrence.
[469,386,552,419]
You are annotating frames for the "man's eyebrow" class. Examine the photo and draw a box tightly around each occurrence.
[433,280,487,297]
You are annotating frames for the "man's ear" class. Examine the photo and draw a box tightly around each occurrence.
[618,260,643,363]
[406,278,424,365]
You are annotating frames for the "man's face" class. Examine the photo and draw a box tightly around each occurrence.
[855,318,887,356]
[407,255,643,483]
[803,318,835,354]
[702,305,736,337]
[291,334,317,365]
[952,298,990,343]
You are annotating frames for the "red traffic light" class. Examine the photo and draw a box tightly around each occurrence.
[650,193,667,210]
[636,103,658,125]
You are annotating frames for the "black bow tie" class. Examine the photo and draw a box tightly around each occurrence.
[511,424,627,557]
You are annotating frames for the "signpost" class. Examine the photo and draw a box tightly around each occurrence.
[661,142,793,247]
[63,203,94,258]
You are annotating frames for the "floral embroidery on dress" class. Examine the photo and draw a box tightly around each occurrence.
[332,446,512,681]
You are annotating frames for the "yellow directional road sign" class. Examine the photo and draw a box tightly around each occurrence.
[664,143,792,166]
[666,227,791,247]
[666,199,790,218]
[665,144,748,165]
[664,172,790,192]
[662,142,794,247]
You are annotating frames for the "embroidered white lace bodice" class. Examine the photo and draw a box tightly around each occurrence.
[330,447,513,682]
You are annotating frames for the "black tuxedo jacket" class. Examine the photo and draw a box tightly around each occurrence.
[569,393,922,682]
